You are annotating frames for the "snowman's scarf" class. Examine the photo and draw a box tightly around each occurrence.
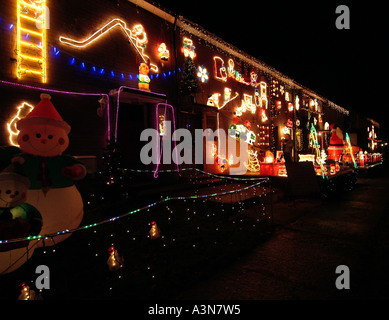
[38,157,52,195]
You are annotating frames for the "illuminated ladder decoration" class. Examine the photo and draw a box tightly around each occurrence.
[345,132,358,169]
[310,123,328,179]
[16,0,47,83]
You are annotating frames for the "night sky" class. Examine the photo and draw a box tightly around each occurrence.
[151,0,387,139]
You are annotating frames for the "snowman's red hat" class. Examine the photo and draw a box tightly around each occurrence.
[17,93,71,134]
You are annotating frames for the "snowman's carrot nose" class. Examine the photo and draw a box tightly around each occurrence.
[41,139,47,144]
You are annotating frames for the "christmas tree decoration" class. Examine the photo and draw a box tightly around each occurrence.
[13,93,87,247]
[0,164,42,274]
[107,246,124,271]
[180,57,201,96]
[149,221,161,239]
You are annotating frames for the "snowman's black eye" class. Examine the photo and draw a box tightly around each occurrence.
[36,133,42,138]
[48,134,53,139]
[14,191,19,196]
[6,190,11,194]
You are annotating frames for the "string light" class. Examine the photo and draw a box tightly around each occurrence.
[16,0,47,83]
[59,18,158,72]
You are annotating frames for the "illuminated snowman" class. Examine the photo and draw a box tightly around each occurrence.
[0,164,42,274]
[14,94,86,247]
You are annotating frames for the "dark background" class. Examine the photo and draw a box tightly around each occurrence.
[150,0,387,139]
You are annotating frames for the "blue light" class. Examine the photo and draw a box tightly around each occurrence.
[121,73,124,79]
[9,24,13,30]
[70,58,75,65]
[110,71,115,77]
[100,68,105,74]
[92,66,96,72]
[81,62,85,69]
[163,73,166,77]
[168,71,171,76]
[129,74,133,80]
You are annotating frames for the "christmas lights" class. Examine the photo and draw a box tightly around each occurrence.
[158,43,169,61]
[213,56,227,82]
[59,18,158,72]
[7,101,34,146]
[16,0,47,82]
[197,65,209,83]
[0,79,111,142]
[182,37,196,59]
[244,150,260,172]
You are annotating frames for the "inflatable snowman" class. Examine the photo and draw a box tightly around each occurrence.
[0,164,42,274]
[14,93,86,247]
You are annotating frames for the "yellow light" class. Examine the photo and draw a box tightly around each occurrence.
[158,43,169,61]
[59,18,158,72]
[16,0,47,83]
[236,94,256,116]
[213,56,227,82]
[7,101,34,146]
[182,37,196,59]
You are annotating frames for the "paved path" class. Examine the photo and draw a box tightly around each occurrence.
[176,168,389,300]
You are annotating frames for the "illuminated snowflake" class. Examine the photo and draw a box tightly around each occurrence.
[197,65,209,83]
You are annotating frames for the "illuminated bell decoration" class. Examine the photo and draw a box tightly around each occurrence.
[107,246,124,271]
[149,221,161,240]
[275,100,282,109]
[330,163,336,175]
[288,103,294,112]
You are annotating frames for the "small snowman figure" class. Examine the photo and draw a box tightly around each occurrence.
[107,246,124,271]
[0,164,42,274]
[14,93,87,247]
[138,62,151,91]
[149,221,160,240]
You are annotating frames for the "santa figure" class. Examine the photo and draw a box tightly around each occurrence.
[328,124,345,161]
[13,93,86,247]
